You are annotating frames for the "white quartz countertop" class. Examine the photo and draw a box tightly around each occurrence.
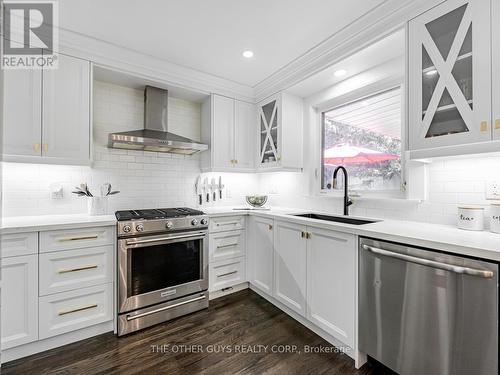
[204,206,500,261]
[1,214,117,234]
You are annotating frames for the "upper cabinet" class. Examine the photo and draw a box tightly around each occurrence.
[257,92,303,171]
[201,94,255,172]
[493,0,500,141]
[3,52,91,164]
[408,0,494,158]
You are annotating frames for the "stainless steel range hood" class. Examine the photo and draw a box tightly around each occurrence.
[108,86,208,155]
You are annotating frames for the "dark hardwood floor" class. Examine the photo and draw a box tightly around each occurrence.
[2,289,381,375]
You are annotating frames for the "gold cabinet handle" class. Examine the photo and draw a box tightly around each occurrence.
[268,224,273,230]
[58,265,98,274]
[57,235,99,242]
[301,231,305,238]
[480,121,489,132]
[495,119,500,130]
[217,270,238,278]
[43,143,48,151]
[216,243,237,249]
[34,143,41,151]
[306,232,311,239]
[58,303,98,316]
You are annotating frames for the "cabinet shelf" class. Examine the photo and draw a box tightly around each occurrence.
[422,99,473,115]
[422,52,472,74]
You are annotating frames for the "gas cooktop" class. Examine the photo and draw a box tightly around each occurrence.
[115,207,204,221]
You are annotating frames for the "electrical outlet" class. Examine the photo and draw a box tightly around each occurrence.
[225,188,232,199]
[486,181,500,200]
[49,183,64,199]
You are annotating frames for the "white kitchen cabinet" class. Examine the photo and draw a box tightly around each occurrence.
[209,257,246,292]
[306,227,355,347]
[248,216,274,296]
[209,215,246,233]
[273,220,307,316]
[39,226,114,253]
[493,0,500,140]
[1,232,38,258]
[201,94,255,172]
[1,254,38,350]
[42,52,91,161]
[234,100,255,169]
[2,51,91,164]
[3,69,42,157]
[209,230,246,262]
[408,0,492,155]
[39,283,113,339]
[257,92,303,171]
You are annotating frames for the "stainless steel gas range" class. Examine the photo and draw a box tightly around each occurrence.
[115,207,209,336]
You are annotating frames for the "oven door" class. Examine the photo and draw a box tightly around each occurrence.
[118,230,208,314]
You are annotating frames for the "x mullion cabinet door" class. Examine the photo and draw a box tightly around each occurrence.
[408,0,491,151]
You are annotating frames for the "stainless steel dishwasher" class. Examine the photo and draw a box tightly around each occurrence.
[359,237,498,375]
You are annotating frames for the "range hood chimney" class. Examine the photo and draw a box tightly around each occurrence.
[108,86,208,155]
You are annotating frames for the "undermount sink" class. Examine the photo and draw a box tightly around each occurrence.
[291,213,379,225]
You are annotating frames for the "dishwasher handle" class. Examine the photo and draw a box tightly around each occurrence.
[362,244,494,279]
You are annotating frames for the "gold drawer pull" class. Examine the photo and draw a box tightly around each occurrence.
[495,119,500,130]
[216,221,240,226]
[57,235,99,242]
[58,303,98,316]
[268,224,273,230]
[217,243,237,249]
[480,121,489,132]
[34,143,41,151]
[58,265,98,274]
[217,270,238,278]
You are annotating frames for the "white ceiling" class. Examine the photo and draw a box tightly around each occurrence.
[325,87,401,139]
[287,29,405,98]
[58,0,386,87]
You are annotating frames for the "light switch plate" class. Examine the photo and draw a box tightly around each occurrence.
[486,181,500,200]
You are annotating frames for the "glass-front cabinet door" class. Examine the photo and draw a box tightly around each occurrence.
[258,94,281,167]
[409,0,491,151]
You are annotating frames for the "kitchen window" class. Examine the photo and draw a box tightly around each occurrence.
[321,87,403,192]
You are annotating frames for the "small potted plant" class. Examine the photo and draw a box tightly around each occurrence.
[72,183,120,215]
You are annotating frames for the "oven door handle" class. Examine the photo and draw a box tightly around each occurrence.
[125,232,206,246]
[126,295,206,321]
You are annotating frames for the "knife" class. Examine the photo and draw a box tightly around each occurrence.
[218,176,224,199]
[203,177,209,203]
[211,177,217,201]
[195,176,202,205]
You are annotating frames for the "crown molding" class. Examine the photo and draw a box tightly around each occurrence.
[254,0,442,102]
[57,29,255,103]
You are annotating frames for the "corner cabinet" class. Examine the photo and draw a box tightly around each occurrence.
[2,52,91,164]
[247,216,274,296]
[257,92,303,171]
[408,0,494,157]
[201,94,255,172]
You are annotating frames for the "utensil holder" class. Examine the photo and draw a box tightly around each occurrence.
[88,197,108,216]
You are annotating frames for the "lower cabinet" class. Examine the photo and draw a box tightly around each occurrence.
[1,254,39,350]
[248,216,274,295]
[273,220,307,316]
[249,218,356,348]
[306,227,355,347]
[39,283,113,339]
[208,216,247,294]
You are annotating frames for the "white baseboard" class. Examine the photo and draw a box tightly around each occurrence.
[1,321,114,364]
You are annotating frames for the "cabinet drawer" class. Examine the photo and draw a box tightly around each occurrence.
[209,216,245,233]
[40,226,114,253]
[39,245,113,296]
[209,257,246,292]
[39,283,112,339]
[209,230,246,262]
[1,232,38,258]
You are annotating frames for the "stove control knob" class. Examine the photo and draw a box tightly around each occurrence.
[200,218,208,225]
[123,225,131,233]
[191,218,198,226]
[165,221,173,229]
[136,224,144,232]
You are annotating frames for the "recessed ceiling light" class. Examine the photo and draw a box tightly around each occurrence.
[334,69,347,77]
[242,50,254,58]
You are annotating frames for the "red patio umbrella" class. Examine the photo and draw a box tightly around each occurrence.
[323,144,398,165]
